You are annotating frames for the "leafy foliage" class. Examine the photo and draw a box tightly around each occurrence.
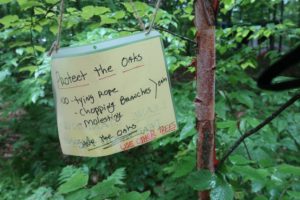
[24,166,143,200]
[57,166,89,194]
[0,0,300,200]
[186,170,216,191]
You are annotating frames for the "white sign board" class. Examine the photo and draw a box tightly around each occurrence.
[51,31,178,157]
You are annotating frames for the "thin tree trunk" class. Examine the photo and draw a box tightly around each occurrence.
[194,0,216,199]
[279,0,284,52]
[270,7,277,50]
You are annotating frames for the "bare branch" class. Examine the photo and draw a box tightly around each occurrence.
[154,25,196,45]
[237,121,253,161]
[222,91,253,160]
[217,92,300,169]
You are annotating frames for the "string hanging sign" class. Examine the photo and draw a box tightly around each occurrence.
[50,0,177,157]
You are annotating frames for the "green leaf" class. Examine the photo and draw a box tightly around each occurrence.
[122,2,134,13]
[81,6,110,20]
[45,0,58,4]
[241,60,256,69]
[186,170,216,191]
[263,29,272,37]
[235,92,254,109]
[65,189,89,200]
[229,155,254,165]
[275,119,286,132]
[251,181,265,193]
[253,196,268,200]
[17,0,42,10]
[18,66,37,75]
[16,48,24,55]
[210,182,234,200]
[34,25,43,33]
[106,168,126,185]
[50,25,58,35]
[58,166,81,184]
[0,69,11,82]
[223,0,235,12]
[180,121,195,140]
[119,191,150,200]
[93,6,110,15]
[58,171,88,194]
[287,191,300,199]
[122,2,148,13]
[232,166,268,182]
[35,46,46,52]
[81,6,95,20]
[26,186,53,200]
[34,7,45,15]
[0,15,19,27]
[88,168,126,199]
[172,155,195,178]
[217,120,236,135]
[276,164,300,176]
[0,0,12,4]
[100,15,118,26]
[113,11,126,19]
[134,2,149,13]
[217,120,236,129]
[67,7,78,13]
[89,180,123,199]
[281,138,298,151]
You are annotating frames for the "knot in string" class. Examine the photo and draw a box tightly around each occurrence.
[48,0,64,57]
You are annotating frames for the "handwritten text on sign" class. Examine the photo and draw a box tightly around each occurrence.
[51,31,178,157]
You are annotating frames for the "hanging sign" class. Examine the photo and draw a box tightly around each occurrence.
[51,31,178,157]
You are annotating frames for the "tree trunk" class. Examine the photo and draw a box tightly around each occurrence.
[279,0,284,52]
[269,6,277,50]
[194,0,216,199]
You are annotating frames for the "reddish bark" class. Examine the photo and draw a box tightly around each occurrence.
[194,0,217,199]
[213,0,220,17]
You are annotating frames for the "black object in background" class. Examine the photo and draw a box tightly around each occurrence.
[257,45,300,91]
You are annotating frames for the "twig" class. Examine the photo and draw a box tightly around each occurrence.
[48,0,64,56]
[217,92,300,169]
[154,25,196,45]
[237,122,253,160]
[116,25,197,46]
[129,0,145,31]
[222,91,253,160]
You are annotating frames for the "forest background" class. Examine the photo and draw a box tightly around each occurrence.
[0,0,300,199]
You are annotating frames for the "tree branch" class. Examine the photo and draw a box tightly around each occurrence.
[154,25,197,45]
[222,91,253,160]
[237,121,253,161]
[217,92,300,169]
